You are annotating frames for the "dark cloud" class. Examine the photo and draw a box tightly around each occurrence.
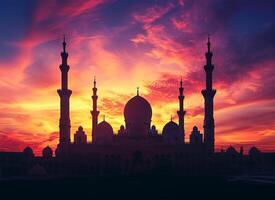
[220,25,275,78]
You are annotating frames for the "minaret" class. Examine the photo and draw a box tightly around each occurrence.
[91,76,99,138]
[57,36,72,144]
[202,36,216,153]
[177,77,186,143]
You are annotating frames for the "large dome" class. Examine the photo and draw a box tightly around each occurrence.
[124,95,152,122]
[123,95,152,138]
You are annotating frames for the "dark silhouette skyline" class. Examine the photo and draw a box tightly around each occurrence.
[0,1,274,199]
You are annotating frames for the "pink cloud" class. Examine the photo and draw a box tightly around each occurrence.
[132,3,174,26]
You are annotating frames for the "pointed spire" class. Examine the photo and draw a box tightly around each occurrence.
[137,87,139,96]
[178,74,185,143]
[93,76,96,88]
[207,34,211,53]
[63,34,66,53]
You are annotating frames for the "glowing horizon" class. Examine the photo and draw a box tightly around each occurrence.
[0,0,274,155]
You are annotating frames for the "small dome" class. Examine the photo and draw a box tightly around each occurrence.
[193,126,198,131]
[78,126,83,131]
[120,125,125,130]
[23,146,34,157]
[94,120,113,144]
[162,120,181,143]
[226,146,238,155]
[249,146,261,156]
[42,146,53,158]
[124,95,152,123]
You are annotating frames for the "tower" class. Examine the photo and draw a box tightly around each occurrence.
[202,36,216,153]
[177,77,186,143]
[57,36,72,144]
[91,77,99,139]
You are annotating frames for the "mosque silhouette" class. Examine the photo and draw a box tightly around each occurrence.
[52,35,215,170]
[0,37,274,179]
[56,36,214,157]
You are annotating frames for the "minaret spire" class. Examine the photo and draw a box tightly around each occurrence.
[91,76,100,140]
[202,35,216,153]
[93,76,96,87]
[177,76,186,143]
[57,36,72,145]
[207,34,211,53]
[63,35,66,53]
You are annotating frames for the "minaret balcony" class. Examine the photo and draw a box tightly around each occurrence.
[204,64,214,72]
[201,89,216,98]
[57,89,72,97]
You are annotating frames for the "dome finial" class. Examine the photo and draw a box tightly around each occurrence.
[103,115,105,121]
[137,86,139,96]
[170,115,173,121]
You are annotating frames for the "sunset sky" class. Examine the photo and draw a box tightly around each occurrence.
[0,0,274,155]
